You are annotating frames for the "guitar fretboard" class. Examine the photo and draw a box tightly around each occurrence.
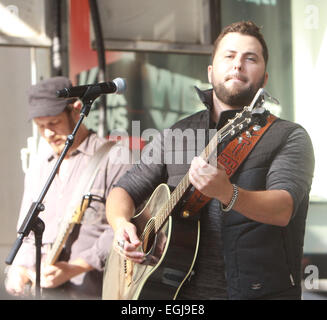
[45,218,74,265]
[153,108,253,233]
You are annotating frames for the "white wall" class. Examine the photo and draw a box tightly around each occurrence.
[291,0,327,202]
[0,46,31,298]
[0,46,50,299]
[292,1,327,298]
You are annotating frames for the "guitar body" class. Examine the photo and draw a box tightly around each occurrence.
[102,184,200,300]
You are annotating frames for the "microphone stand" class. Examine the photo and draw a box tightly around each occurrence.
[5,89,98,299]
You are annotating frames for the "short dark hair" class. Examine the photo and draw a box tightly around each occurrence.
[212,21,269,67]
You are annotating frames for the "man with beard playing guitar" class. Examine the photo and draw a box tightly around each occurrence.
[104,21,314,300]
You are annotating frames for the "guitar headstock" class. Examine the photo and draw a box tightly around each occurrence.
[218,88,277,143]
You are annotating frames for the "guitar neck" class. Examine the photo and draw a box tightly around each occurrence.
[45,221,74,265]
[45,195,90,265]
[154,114,247,232]
[152,88,271,234]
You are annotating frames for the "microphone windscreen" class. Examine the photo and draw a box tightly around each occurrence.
[112,78,127,94]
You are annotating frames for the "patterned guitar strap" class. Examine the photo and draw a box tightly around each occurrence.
[182,113,277,216]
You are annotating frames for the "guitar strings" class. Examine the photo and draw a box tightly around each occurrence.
[140,115,253,243]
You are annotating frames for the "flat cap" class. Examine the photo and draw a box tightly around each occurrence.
[27,77,74,120]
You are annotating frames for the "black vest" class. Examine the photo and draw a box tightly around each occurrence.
[166,96,307,299]
[223,117,306,299]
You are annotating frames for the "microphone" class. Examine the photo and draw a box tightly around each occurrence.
[56,77,126,98]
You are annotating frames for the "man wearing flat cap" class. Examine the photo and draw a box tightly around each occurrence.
[5,77,132,299]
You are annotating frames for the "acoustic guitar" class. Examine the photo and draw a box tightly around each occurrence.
[102,89,270,300]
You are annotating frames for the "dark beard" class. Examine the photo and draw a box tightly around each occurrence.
[213,76,265,108]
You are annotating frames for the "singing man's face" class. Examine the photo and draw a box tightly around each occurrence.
[208,32,268,108]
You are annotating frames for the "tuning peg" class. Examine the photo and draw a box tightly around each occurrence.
[252,107,266,115]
